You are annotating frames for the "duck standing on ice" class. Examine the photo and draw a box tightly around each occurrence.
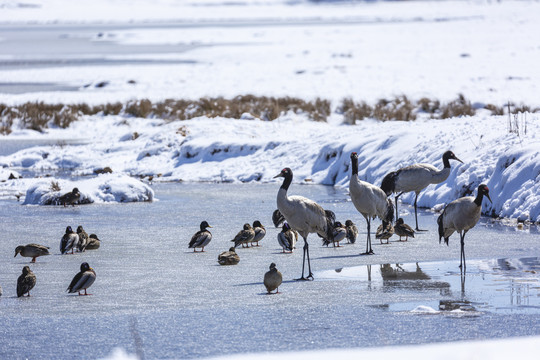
[67,262,96,296]
[188,221,212,252]
[264,263,283,294]
[14,244,50,263]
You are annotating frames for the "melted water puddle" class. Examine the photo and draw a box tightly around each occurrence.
[315,257,540,315]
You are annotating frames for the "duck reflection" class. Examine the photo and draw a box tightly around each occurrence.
[379,263,451,296]
[380,263,430,280]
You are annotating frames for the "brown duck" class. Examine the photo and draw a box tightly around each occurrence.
[264,263,283,294]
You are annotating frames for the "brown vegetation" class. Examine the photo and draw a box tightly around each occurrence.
[338,94,533,123]
[0,95,537,134]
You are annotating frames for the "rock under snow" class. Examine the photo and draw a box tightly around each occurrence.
[21,173,154,205]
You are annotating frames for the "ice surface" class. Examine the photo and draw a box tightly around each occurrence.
[1,183,539,359]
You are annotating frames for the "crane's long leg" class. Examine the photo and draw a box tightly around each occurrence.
[414,193,427,232]
[395,192,403,219]
[361,218,374,255]
[459,231,466,271]
[306,240,314,280]
[296,238,313,281]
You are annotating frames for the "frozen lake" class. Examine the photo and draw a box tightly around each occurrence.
[0,182,539,359]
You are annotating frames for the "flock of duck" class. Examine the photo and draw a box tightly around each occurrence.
[4,225,99,298]
[3,149,491,296]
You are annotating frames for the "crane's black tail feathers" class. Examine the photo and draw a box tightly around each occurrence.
[437,213,449,245]
[380,170,399,196]
[324,209,336,241]
[272,209,285,228]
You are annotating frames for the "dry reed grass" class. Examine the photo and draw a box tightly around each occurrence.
[0,95,536,133]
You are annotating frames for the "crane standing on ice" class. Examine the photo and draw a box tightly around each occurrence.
[274,167,335,280]
[349,152,394,255]
[438,184,492,270]
[381,150,463,231]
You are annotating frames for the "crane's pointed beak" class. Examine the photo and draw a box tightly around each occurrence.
[455,156,464,164]
[273,173,283,179]
[486,193,492,203]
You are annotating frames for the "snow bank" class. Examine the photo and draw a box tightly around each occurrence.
[21,173,154,205]
[1,112,538,221]
[99,335,540,360]
[0,168,20,181]
[204,335,540,360]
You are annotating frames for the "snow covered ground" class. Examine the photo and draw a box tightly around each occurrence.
[1,1,540,105]
[109,334,540,360]
[1,111,539,222]
[206,336,540,360]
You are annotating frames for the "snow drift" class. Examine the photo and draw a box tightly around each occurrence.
[1,112,538,221]
[21,173,154,205]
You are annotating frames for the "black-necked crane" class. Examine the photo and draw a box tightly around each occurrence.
[394,218,415,241]
[274,167,335,280]
[437,184,492,270]
[349,152,394,255]
[381,150,463,231]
